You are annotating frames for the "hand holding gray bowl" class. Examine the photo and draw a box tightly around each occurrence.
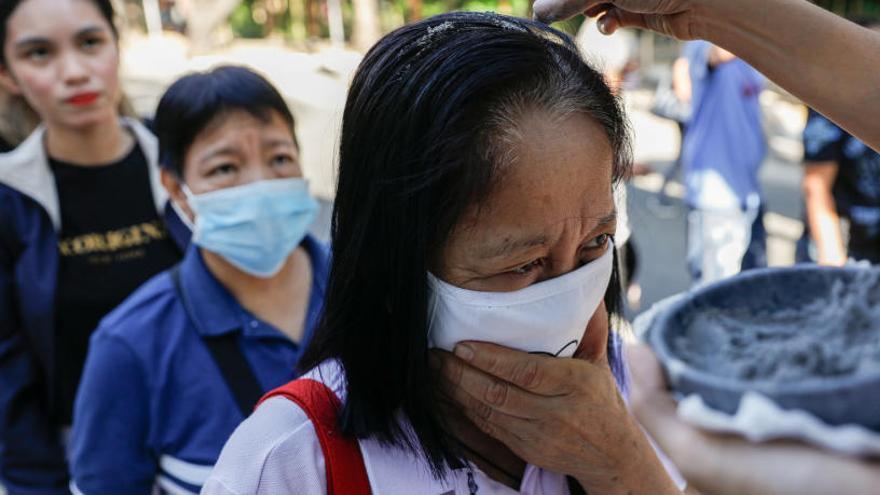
[648,266,880,430]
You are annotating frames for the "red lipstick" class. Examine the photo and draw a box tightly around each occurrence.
[67,92,100,106]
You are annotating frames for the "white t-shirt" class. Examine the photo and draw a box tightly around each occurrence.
[202,361,685,494]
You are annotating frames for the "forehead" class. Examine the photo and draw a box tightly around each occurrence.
[456,111,615,238]
[187,110,295,154]
[195,110,293,142]
[6,0,109,39]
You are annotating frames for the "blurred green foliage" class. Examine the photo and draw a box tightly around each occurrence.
[228,0,565,40]
[227,0,878,42]
[814,0,880,18]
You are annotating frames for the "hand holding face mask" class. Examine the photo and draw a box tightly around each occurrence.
[434,338,683,495]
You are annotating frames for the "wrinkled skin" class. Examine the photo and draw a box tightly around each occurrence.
[533,0,697,40]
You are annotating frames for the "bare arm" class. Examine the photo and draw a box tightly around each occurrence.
[533,0,880,152]
[802,162,846,265]
[707,45,735,67]
[627,344,880,495]
[671,57,691,103]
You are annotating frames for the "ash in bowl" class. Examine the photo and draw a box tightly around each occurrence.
[673,270,880,382]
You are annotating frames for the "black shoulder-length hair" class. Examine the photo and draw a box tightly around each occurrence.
[299,11,632,476]
[153,65,296,177]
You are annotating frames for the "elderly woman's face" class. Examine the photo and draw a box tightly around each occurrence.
[438,111,616,293]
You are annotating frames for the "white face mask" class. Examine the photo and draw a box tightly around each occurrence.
[428,242,614,358]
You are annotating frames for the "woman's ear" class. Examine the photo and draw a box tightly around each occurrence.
[160,168,195,224]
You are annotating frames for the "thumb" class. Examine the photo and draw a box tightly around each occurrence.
[599,8,695,39]
[532,0,606,23]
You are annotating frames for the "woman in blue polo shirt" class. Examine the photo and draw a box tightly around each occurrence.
[68,66,329,495]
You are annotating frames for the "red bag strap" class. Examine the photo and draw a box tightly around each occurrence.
[258,379,372,495]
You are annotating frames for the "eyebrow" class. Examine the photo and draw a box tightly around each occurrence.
[14,26,106,50]
[198,138,297,162]
[198,146,240,163]
[264,138,297,149]
[477,212,617,260]
[74,26,108,38]
[14,36,51,50]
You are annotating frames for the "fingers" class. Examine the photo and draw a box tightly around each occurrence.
[599,8,693,39]
[450,342,578,395]
[584,4,612,18]
[437,352,545,419]
[533,0,606,23]
[454,390,530,450]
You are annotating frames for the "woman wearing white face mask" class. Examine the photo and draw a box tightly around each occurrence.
[68,66,329,495]
[206,13,686,495]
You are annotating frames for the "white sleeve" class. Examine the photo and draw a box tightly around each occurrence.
[201,397,327,495]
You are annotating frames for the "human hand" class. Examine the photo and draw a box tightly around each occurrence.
[625,343,880,495]
[434,320,681,493]
[532,0,699,40]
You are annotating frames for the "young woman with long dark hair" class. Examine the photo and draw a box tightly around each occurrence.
[0,1,186,491]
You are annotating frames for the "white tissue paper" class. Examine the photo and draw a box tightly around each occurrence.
[677,392,880,457]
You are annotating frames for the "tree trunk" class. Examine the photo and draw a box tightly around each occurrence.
[351,0,381,52]
[407,0,422,21]
[306,0,320,38]
[177,0,242,54]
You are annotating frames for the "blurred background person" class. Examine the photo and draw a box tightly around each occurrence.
[647,54,691,210]
[70,66,328,495]
[0,1,186,492]
[0,83,37,152]
[680,41,767,285]
[800,16,880,266]
[802,107,880,266]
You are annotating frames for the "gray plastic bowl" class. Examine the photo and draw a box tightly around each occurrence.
[648,265,880,431]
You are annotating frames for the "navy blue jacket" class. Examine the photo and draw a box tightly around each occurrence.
[0,120,189,494]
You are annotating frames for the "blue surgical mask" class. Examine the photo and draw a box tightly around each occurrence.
[183,178,319,278]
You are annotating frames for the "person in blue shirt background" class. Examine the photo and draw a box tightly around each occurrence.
[0,1,188,493]
[679,40,767,285]
[801,108,880,266]
[69,66,329,495]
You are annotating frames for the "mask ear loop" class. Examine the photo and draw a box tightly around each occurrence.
[170,181,196,232]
